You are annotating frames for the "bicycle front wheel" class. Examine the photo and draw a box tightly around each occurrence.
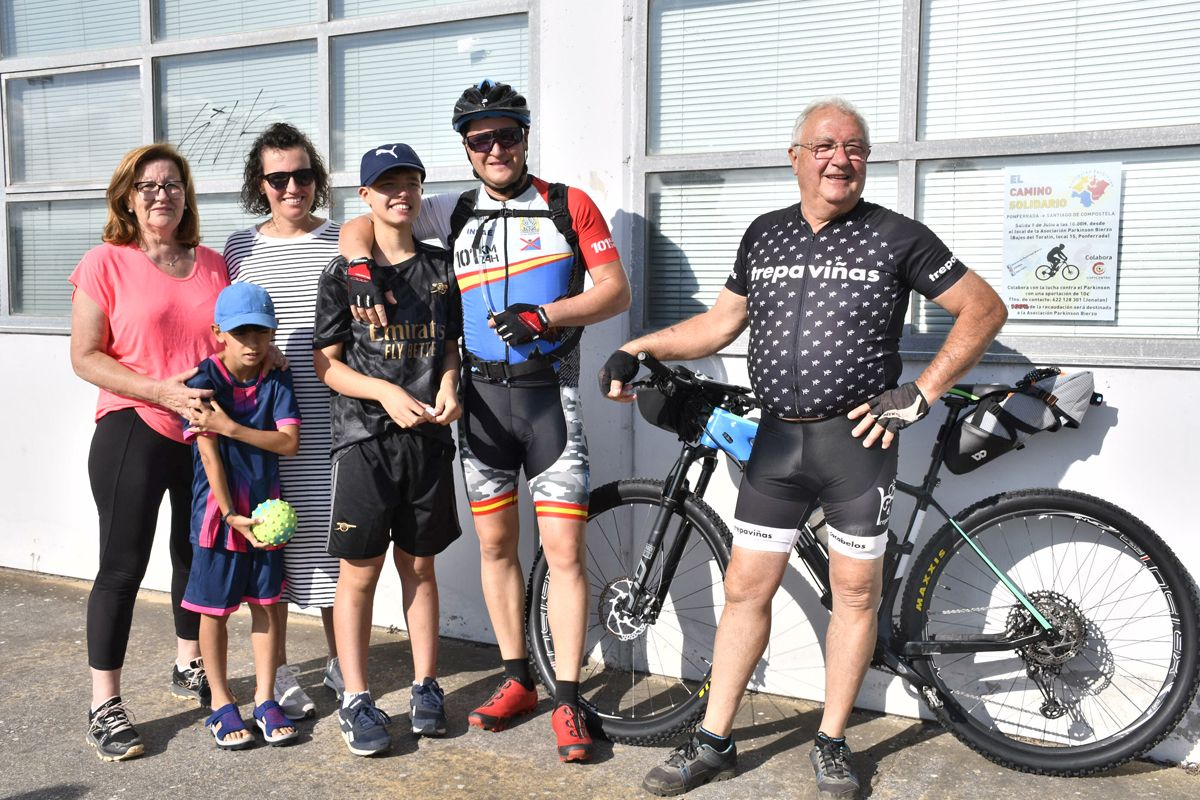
[900,489,1200,775]
[525,479,731,744]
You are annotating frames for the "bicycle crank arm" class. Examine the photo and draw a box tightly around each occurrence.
[901,629,1050,656]
[872,643,929,691]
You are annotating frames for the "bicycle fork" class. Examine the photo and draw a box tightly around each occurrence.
[620,444,719,623]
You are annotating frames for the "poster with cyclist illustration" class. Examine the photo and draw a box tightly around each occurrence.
[1001,162,1122,321]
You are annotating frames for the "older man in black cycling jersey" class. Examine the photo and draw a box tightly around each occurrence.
[601,97,1006,799]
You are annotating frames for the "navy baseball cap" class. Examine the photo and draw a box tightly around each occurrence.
[360,143,426,187]
[214,283,277,331]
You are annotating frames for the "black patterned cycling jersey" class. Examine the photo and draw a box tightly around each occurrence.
[725,200,967,419]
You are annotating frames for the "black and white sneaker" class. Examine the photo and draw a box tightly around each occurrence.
[170,657,211,707]
[338,694,392,756]
[809,732,861,799]
[642,734,737,796]
[410,678,447,737]
[87,697,144,762]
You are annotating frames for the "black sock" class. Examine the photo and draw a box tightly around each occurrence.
[816,731,847,747]
[503,658,534,690]
[697,726,732,752]
[554,680,579,707]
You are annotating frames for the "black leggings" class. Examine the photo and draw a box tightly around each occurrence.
[86,408,198,670]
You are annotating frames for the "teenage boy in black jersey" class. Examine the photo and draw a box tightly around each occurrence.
[312,144,463,757]
[601,98,1007,799]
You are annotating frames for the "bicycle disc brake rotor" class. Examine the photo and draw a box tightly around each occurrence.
[1007,590,1088,667]
[599,578,649,641]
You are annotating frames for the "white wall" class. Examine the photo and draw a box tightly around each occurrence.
[2,0,1197,765]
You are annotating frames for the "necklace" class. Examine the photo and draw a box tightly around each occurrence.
[267,213,317,237]
[141,245,185,273]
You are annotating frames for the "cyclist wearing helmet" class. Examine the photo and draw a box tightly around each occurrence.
[601,98,1006,799]
[1046,243,1067,269]
[338,80,631,763]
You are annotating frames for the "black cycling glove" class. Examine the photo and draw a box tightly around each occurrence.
[491,303,549,345]
[866,382,930,433]
[346,257,386,310]
[598,350,640,395]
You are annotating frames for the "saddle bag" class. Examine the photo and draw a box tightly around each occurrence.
[944,368,1096,475]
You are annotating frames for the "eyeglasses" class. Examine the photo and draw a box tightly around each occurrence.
[263,168,317,190]
[792,140,871,162]
[463,127,525,154]
[133,180,185,198]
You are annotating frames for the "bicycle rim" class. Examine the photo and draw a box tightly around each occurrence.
[902,490,1199,774]
[526,480,731,744]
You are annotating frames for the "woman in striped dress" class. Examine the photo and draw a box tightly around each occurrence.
[225,123,343,719]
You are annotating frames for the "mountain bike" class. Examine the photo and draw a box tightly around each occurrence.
[524,354,1200,776]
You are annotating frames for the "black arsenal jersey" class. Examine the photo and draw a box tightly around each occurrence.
[726,200,966,419]
[313,243,462,453]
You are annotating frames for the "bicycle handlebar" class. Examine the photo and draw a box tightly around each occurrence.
[633,352,759,411]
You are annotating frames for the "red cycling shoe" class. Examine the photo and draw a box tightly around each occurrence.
[468,677,539,732]
[551,703,594,763]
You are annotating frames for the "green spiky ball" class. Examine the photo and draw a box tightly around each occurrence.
[250,499,297,546]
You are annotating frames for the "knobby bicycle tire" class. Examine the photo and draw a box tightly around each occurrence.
[899,488,1200,775]
[525,479,732,744]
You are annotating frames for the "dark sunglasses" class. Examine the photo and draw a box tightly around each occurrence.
[464,128,525,154]
[263,168,317,190]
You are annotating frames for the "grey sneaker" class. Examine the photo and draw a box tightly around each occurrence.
[410,678,447,737]
[809,734,861,799]
[642,735,737,796]
[323,657,345,700]
[87,697,144,762]
[170,657,211,707]
[337,694,391,757]
[274,663,315,720]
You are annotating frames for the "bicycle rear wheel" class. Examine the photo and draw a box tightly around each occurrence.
[900,489,1200,775]
[525,479,731,744]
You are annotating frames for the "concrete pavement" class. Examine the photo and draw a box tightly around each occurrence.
[0,567,1193,800]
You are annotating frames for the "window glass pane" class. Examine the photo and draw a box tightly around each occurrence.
[646,165,899,329]
[7,198,107,317]
[332,16,528,173]
[154,0,319,41]
[7,68,142,185]
[334,0,470,18]
[921,0,1200,139]
[914,149,1200,338]
[1,0,139,58]
[158,42,318,180]
[195,194,259,254]
[648,0,902,155]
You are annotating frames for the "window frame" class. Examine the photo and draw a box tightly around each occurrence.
[0,0,535,333]
[630,0,1200,367]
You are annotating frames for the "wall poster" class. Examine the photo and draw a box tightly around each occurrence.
[1002,163,1122,321]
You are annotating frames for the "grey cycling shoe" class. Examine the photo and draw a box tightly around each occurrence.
[809,732,861,799]
[642,734,737,796]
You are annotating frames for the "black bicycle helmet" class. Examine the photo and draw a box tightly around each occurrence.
[452,79,531,133]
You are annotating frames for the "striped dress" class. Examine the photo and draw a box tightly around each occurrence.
[224,219,341,608]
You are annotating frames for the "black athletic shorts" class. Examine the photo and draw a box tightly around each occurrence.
[732,413,897,559]
[326,429,461,560]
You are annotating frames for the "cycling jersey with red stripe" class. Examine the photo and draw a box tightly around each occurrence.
[414,177,619,386]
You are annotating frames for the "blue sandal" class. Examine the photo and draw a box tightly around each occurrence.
[254,699,299,746]
[205,703,253,750]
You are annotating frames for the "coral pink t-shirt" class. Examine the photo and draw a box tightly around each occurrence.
[70,243,229,443]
